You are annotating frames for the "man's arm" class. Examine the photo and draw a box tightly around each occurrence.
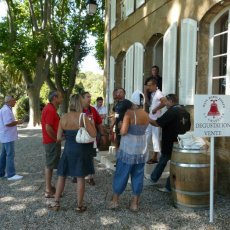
[151,97,166,114]
[149,118,160,127]
[46,124,57,141]
[6,120,23,127]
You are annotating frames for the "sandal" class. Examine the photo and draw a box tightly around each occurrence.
[76,206,87,213]
[86,178,95,186]
[147,159,158,164]
[108,201,119,210]
[44,186,56,198]
[44,191,55,198]
[48,201,60,211]
[130,203,139,212]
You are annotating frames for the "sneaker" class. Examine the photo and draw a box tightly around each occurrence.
[157,187,171,193]
[7,175,23,181]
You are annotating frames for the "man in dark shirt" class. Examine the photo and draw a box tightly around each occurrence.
[113,88,132,147]
[149,94,191,192]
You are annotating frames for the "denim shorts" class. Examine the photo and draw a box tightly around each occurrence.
[44,143,61,169]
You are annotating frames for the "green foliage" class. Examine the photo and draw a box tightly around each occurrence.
[0,61,26,106]
[15,96,29,121]
[15,96,45,121]
[0,0,105,117]
[75,71,104,104]
[40,82,50,104]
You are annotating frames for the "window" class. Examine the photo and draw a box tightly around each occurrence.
[209,8,230,95]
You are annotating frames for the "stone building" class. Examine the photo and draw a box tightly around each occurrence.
[104,0,230,195]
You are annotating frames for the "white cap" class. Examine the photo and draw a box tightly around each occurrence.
[131,90,145,106]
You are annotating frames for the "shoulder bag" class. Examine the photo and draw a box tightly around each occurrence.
[76,113,96,147]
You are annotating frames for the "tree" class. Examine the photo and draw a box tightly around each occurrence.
[90,0,105,69]
[46,1,94,113]
[0,0,51,126]
[0,61,26,106]
[75,71,103,104]
[0,0,105,125]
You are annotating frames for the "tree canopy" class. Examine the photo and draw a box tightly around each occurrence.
[0,0,105,125]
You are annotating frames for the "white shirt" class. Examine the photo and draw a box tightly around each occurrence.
[149,89,164,120]
[94,105,106,115]
[0,104,18,143]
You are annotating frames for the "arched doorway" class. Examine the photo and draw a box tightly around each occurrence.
[144,33,163,79]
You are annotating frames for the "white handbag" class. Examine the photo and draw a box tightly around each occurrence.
[75,113,96,147]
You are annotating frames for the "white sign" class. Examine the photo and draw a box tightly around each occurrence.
[194,95,230,137]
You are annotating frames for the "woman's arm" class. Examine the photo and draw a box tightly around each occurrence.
[57,121,63,143]
[84,115,97,138]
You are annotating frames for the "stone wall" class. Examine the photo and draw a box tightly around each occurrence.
[106,0,230,195]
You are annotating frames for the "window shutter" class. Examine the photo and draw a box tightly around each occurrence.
[124,0,134,17]
[125,45,134,99]
[133,42,144,91]
[110,0,116,29]
[162,22,177,95]
[109,56,115,104]
[136,0,145,9]
[179,18,197,105]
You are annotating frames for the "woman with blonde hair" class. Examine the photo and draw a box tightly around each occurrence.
[48,94,96,212]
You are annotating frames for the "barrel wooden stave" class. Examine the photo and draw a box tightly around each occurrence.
[170,147,213,210]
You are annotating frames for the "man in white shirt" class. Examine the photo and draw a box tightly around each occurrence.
[144,78,165,163]
[94,97,107,122]
[0,95,23,180]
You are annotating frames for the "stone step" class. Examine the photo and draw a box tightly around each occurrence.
[95,150,170,182]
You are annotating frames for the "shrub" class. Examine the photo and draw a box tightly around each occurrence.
[15,96,29,121]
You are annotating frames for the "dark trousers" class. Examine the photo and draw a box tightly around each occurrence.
[150,140,174,190]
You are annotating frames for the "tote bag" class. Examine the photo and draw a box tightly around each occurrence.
[76,113,96,146]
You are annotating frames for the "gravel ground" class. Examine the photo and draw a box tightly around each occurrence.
[0,127,230,230]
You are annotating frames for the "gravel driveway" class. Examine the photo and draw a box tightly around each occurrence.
[0,127,230,230]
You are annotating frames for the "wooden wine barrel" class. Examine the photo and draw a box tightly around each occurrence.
[170,145,216,210]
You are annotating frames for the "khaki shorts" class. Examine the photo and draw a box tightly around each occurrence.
[44,143,61,169]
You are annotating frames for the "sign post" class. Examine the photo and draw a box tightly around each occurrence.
[194,95,230,223]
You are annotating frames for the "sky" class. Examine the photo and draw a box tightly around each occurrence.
[0,2,103,75]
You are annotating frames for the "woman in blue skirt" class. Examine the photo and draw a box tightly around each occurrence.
[48,94,96,212]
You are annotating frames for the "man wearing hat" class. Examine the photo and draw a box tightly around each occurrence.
[0,95,23,180]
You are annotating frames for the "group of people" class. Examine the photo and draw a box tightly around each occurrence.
[41,91,107,212]
[0,65,191,212]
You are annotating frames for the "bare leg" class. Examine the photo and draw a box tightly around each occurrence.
[130,195,139,211]
[48,176,65,211]
[108,194,119,209]
[77,177,85,207]
[111,194,119,203]
[54,176,66,201]
[45,168,53,192]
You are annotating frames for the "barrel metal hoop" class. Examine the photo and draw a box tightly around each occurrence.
[174,201,209,209]
[170,161,210,168]
[173,147,207,154]
[172,188,210,196]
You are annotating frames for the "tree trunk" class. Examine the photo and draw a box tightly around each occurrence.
[23,56,50,127]
[59,90,70,115]
[27,86,41,127]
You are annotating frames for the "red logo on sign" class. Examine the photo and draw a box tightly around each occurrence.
[208,100,220,117]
